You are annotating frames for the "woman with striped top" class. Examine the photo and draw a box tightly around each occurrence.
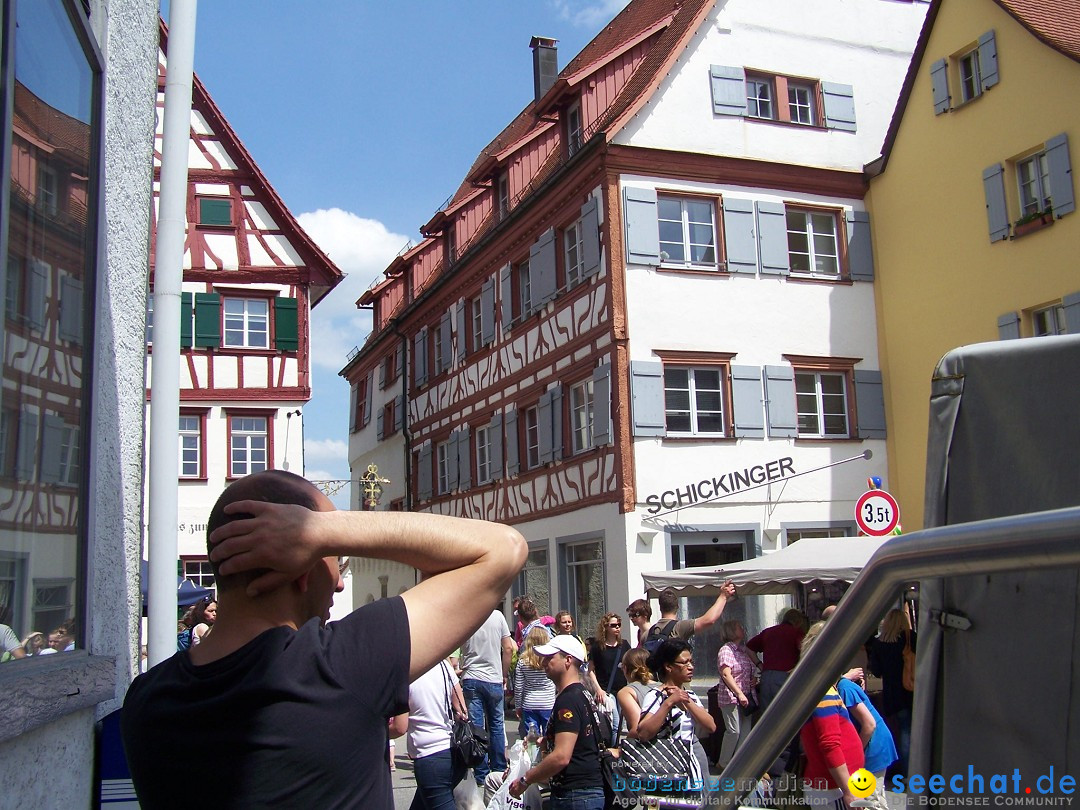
[513,626,557,735]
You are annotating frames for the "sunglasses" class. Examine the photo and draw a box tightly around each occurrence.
[608,622,621,628]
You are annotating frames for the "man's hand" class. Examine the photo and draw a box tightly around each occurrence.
[509,778,527,798]
[720,580,737,598]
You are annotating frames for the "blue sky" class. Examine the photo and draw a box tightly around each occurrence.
[173,1,631,504]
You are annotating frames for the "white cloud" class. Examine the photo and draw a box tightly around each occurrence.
[297,208,410,372]
[304,437,349,465]
[550,0,631,27]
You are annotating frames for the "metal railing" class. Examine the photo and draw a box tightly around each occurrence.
[716,505,1080,807]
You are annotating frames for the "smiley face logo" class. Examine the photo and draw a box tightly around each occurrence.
[848,769,876,798]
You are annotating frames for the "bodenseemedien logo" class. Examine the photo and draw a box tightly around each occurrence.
[849,769,877,798]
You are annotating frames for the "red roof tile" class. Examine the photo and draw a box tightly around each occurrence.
[994,0,1080,62]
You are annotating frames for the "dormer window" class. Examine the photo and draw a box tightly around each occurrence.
[38,164,58,215]
[567,101,583,156]
[497,172,510,221]
[445,223,457,265]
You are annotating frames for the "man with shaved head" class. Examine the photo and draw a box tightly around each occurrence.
[122,470,526,808]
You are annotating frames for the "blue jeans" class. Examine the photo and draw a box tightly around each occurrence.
[521,708,551,736]
[548,786,605,810]
[409,748,466,810]
[462,678,506,783]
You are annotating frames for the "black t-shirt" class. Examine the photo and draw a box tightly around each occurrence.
[121,597,410,809]
[545,682,603,791]
[589,639,629,693]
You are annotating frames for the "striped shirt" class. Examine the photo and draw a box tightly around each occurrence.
[513,662,556,710]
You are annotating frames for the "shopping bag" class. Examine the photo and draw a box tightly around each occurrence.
[455,770,486,810]
[485,740,530,810]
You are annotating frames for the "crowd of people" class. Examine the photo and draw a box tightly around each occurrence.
[0,614,77,662]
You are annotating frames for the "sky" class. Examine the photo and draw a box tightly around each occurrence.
[171,1,631,505]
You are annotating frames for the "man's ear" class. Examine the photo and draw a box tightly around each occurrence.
[295,571,310,594]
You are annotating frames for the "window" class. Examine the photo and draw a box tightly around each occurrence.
[524,405,540,470]
[353,374,370,429]
[658,195,717,268]
[476,425,493,484]
[569,379,595,454]
[517,259,532,317]
[183,559,215,589]
[497,172,510,220]
[748,73,820,126]
[795,371,850,437]
[786,208,840,277]
[958,49,981,103]
[567,102,583,156]
[786,526,852,544]
[664,366,727,435]
[38,164,58,214]
[230,415,268,477]
[33,579,74,636]
[445,224,457,265]
[432,323,444,374]
[223,298,269,348]
[746,76,774,119]
[788,82,816,125]
[1032,304,1066,336]
[470,296,483,352]
[198,196,233,227]
[436,440,450,495]
[146,295,154,344]
[1017,152,1051,217]
[560,540,605,642]
[179,415,201,478]
[515,546,550,614]
[57,422,79,486]
[381,399,398,437]
[564,221,585,287]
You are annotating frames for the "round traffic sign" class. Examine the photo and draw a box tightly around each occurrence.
[855,489,900,536]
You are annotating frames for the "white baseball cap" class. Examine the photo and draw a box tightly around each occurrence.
[533,634,587,663]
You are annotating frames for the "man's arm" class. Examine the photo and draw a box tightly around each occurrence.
[209,504,527,679]
[501,635,514,681]
[691,581,737,634]
[847,701,876,749]
[509,730,578,797]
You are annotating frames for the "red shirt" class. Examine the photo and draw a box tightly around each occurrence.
[800,687,865,790]
[745,622,804,672]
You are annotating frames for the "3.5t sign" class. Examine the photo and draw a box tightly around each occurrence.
[855,489,901,536]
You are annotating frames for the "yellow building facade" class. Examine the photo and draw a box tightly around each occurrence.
[866,0,1080,530]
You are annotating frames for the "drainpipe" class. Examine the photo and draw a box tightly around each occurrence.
[147,0,197,668]
[392,323,412,510]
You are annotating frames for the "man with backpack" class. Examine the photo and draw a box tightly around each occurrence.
[639,581,737,651]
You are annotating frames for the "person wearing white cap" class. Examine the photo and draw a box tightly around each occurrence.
[508,634,605,810]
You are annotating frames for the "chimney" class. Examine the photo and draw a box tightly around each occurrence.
[530,36,558,103]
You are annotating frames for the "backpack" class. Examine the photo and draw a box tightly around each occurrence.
[642,619,678,654]
[177,628,193,652]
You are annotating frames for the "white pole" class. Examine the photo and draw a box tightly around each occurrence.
[147,0,197,668]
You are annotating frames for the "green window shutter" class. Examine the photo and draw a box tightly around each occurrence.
[274,297,299,351]
[199,197,233,226]
[180,292,193,348]
[193,292,221,348]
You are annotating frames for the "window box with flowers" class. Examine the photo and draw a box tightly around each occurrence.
[1013,206,1053,238]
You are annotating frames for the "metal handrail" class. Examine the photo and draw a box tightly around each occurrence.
[716,505,1080,807]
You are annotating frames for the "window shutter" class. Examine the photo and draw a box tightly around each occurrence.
[41,414,66,484]
[846,211,875,281]
[1046,133,1075,217]
[481,276,497,345]
[854,369,886,439]
[414,327,429,386]
[439,310,453,373]
[456,299,467,362]
[349,383,358,432]
[538,390,554,464]
[1062,292,1080,334]
[15,410,38,481]
[499,263,513,332]
[709,65,747,116]
[930,58,951,115]
[376,407,385,440]
[731,365,765,439]
[364,371,374,426]
[457,425,472,491]
[982,164,1010,242]
[997,312,1020,340]
[378,355,387,388]
[273,296,299,350]
[592,364,612,446]
[764,365,798,438]
[394,395,403,432]
[417,444,433,502]
[59,276,83,343]
[822,82,857,132]
[722,199,757,274]
[490,414,504,480]
[624,187,660,266]
[505,408,519,477]
[395,344,404,380]
[28,259,48,330]
[531,227,558,306]
[193,292,221,348]
[180,291,193,348]
[978,30,999,91]
[580,197,602,279]
[446,433,460,492]
[756,201,789,275]
[630,360,666,437]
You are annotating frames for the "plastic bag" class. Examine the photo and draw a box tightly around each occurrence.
[485,740,531,810]
[455,770,485,810]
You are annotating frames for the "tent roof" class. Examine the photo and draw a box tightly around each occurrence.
[641,537,886,597]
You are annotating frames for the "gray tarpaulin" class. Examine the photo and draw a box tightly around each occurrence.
[914,334,1080,785]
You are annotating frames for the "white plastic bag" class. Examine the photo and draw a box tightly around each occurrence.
[455,770,486,810]
[485,740,530,810]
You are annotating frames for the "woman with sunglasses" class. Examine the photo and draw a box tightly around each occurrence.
[585,613,630,721]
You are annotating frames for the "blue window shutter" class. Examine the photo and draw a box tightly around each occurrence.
[395,344,404,379]
[997,312,1020,340]
[709,65,747,116]
[630,360,665,437]
[28,260,47,330]
[376,407,385,440]
[624,187,660,266]
[490,414,504,480]
[348,383,358,432]
[414,328,428,386]
[456,299,467,361]
[756,201,789,275]
[481,275,497,345]
[505,408,519,477]
[499,263,513,332]
[394,395,403,432]
[418,444,433,502]
[1062,291,1080,334]
[930,58,951,114]
[854,369,886,439]
[531,227,558,306]
[447,432,460,492]
[378,355,387,388]
[442,309,454,372]
[180,291,193,348]
[592,364,612,446]
[822,82,857,132]
[846,211,874,281]
[363,371,374,426]
[538,391,554,464]
[457,425,472,491]
[580,197,602,279]
[194,292,221,348]
[59,276,83,343]
[764,365,798,438]
[15,410,38,481]
[983,164,1010,242]
[731,365,765,439]
[551,386,563,460]
[1046,133,1075,217]
[978,30,999,90]
[41,415,65,484]
[722,198,757,275]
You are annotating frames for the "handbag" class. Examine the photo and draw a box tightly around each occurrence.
[442,662,490,767]
[616,689,702,804]
[587,699,638,809]
[902,630,916,692]
[740,691,759,717]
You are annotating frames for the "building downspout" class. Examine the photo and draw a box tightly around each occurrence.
[392,322,412,510]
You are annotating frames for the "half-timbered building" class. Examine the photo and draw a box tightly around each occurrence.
[148,25,342,584]
[342,0,925,677]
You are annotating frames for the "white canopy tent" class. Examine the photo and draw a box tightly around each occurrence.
[641,536,886,597]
